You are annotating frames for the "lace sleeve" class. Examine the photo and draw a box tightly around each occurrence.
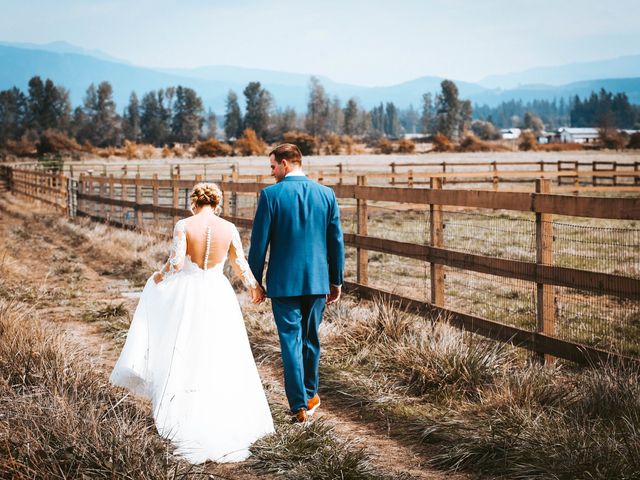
[156,219,187,282]
[228,225,258,289]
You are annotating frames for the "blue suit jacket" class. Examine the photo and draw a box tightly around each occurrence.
[248,176,344,298]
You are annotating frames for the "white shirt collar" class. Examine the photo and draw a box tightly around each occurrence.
[285,170,306,177]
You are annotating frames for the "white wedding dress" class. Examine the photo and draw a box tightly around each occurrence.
[109,218,275,463]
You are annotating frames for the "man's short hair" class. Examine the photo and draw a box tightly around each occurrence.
[269,143,302,165]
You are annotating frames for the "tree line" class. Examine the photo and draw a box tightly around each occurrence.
[474,91,640,131]
[1,75,639,152]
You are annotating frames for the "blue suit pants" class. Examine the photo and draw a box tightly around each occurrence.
[271,295,326,412]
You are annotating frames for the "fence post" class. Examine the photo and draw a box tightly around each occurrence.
[99,174,106,220]
[338,163,343,185]
[231,166,238,217]
[635,162,640,186]
[121,171,128,225]
[356,175,368,286]
[172,173,180,226]
[58,172,66,214]
[108,174,115,222]
[536,178,556,365]
[408,169,414,188]
[492,161,499,191]
[430,177,445,306]
[222,174,230,217]
[152,174,159,229]
[135,174,143,228]
[390,162,396,186]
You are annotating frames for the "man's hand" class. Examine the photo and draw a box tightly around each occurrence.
[327,284,341,305]
[250,285,266,304]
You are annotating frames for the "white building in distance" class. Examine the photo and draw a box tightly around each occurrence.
[557,127,599,144]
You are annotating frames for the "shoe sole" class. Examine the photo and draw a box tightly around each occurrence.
[307,399,321,416]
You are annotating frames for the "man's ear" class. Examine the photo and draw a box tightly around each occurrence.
[281,159,288,171]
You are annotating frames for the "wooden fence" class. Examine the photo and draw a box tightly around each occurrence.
[13,158,640,190]
[3,164,640,367]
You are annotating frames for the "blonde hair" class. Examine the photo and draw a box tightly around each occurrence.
[190,182,222,215]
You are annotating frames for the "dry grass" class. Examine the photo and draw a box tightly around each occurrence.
[249,403,411,480]
[315,296,640,479]
[0,300,208,479]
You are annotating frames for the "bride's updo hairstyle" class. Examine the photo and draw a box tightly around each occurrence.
[190,182,223,215]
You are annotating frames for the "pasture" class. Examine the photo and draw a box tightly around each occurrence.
[1,150,640,478]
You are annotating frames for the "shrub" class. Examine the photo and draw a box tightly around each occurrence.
[457,134,509,152]
[161,146,172,158]
[599,129,626,150]
[282,131,319,156]
[234,128,266,156]
[3,136,37,156]
[377,138,394,154]
[195,139,233,157]
[432,133,454,152]
[518,131,537,151]
[396,138,416,154]
[36,129,82,156]
[341,135,354,155]
[172,145,185,158]
[123,140,139,160]
[628,132,640,149]
[140,144,156,159]
[323,133,342,155]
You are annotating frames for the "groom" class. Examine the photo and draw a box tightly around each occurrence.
[249,143,344,422]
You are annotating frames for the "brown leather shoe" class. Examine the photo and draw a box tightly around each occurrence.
[293,408,308,423]
[307,394,321,416]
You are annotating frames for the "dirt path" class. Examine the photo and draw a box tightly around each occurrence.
[0,193,464,480]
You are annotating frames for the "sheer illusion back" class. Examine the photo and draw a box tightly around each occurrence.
[164,216,257,288]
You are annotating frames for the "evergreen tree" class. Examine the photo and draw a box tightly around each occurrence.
[459,99,473,135]
[95,81,120,146]
[243,82,271,139]
[399,105,419,134]
[27,76,71,134]
[140,90,171,145]
[122,92,141,142]
[384,102,400,137]
[305,76,329,136]
[0,87,28,144]
[171,86,204,143]
[343,98,359,136]
[435,80,461,139]
[223,90,243,140]
[421,93,434,134]
[204,109,218,139]
[327,96,343,134]
[370,103,385,136]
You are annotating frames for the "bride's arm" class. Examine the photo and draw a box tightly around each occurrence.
[228,225,264,302]
[154,220,187,283]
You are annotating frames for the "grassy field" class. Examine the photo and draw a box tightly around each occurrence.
[2,191,640,478]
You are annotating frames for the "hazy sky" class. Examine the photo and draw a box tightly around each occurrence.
[1,0,639,86]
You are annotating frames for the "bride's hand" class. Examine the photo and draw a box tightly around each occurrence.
[250,285,265,304]
[153,271,164,284]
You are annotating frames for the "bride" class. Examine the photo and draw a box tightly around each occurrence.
[109,182,275,463]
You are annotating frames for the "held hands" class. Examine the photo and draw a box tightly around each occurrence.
[327,284,341,305]
[250,284,266,304]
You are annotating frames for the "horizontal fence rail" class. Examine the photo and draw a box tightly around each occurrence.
[3,163,639,367]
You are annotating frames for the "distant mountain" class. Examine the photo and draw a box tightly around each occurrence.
[479,54,640,89]
[0,40,130,65]
[1,41,639,113]
[0,45,238,112]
